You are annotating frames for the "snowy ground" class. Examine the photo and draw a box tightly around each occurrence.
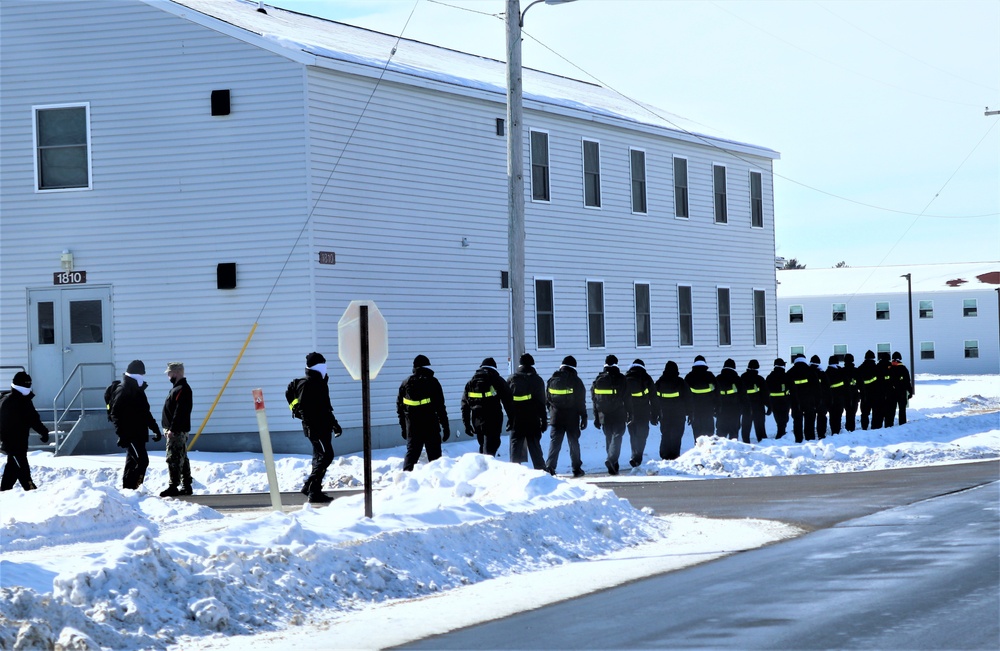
[1,374,997,650]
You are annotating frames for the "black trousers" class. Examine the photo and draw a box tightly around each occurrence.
[844,395,858,431]
[303,429,334,495]
[627,418,650,466]
[791,405,815,443]
[815,409,828,439]
[771,399,790,438]
[741,404,767,443]
[0,452,35,491]
[658,413,686,460]
[475,420,503,457]
[860,395,878,430]
[828,402,845,434]
[690,403,715,438]
[894,395,908,425]
[510,430,546,469]
[716,408,741,439]
[123,439,149,489]
[403,429,442,471]
[546,424,582,473]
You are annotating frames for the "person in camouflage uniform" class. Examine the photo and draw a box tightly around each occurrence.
[160,362,193,497]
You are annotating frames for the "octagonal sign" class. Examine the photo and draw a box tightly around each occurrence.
[338,300,389,380]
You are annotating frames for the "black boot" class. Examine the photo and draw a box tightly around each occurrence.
[160,485,180,497]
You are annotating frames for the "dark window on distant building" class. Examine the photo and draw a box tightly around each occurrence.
[583,140,601,207]
[587,281,605,348]
[530,131,549,201]
[674,157,688,218]
[635,283,651,347]
[630,149,647,214]
[713,164,728,223]
[678,285,693,346]
[750,171,763,227]
[535,279,555,349]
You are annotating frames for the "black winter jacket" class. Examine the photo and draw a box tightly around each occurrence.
[653,368,691,422]
[300,370,340,437]
[765,367,790,403]
[591,365,630,428]
[888,362,913,399]
[109,375,160,442]
[461,366,513,433]
[624,365,656,424]
[741,369,769,408]
[715,368,746,413]
[785,361,819,410]
[398,367,449,438]
[507,365,547,436]
[161,377,193,433]
[545,366,587,429]
[684,365,717,409]
[0,390,48,454]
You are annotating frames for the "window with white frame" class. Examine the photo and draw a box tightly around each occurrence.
[963,299,978,317]
[876,301,890,320]
[919,300,933,318]
[750,171,763,228]
[678,285,693,346]
[535,279,555,349]
[920,341,935,360]
[833,303,847,321]
[583,140,601,208]
[674,157,688,218]
[717,287,731,346]
[790,345,805,359]
[587,281,605,348]
[789,304,803,323]
[713,164,728,223]
[833,344,848,357]
[630,149,647,214]
[530,131,549,202]
[635,283,651,347]
[964,340,979,358]
[35,103,91,190]
[753,289,767,345]
[877,342,891,355]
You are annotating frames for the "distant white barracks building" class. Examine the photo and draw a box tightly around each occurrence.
[1,0,780,453]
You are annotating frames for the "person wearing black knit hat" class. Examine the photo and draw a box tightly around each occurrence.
[295,352,342,503]
[824,355,848,435]
[856,350,882,430]
[0,372,49,491]
[765,359,791,439]
[109,360,162,490]
[887,351,914,426]
[624,359,656,468]
[544,355,588,477]
[714,359,745,440]
[506,354,547,470]
[653,361,691,460]
[398,354,450,472]
[785,353,818,443]
[740,359,768,443]
[842,353,860,432]
[461,357,513,457]
[809,355,829,440]
[685,356,716,438]
[592,355,630,475]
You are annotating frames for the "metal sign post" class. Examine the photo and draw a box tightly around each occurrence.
[360,305,374,518]
[252,389,283,512]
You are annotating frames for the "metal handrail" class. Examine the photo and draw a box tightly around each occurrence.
[53,362,115,451]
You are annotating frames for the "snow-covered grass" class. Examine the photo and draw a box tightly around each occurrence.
[1,374,996,650]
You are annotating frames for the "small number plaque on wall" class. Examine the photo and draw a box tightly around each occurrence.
[54,271,87,285]
[318,251,336,265]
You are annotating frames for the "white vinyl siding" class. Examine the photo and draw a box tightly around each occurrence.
[530,130,550,202]
[582,139,601,208]
[34,103,91,191]
[630,148,647,214]
[587,280,605,348]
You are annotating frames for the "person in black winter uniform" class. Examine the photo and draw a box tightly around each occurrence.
[824,355,848,435]
[592,355,631,475]
[714,359,745,440]
[298,352,343,502]
[544,356,588,477]
[109,360,162,490]
[842,353,860,432]
[740,360,768,443]
[0,372,49,491]
[461,357,513,457]
[654,361,691,460]
[887,352,914,426]
[765,359,791,439]
[857,350,881,430]
[810,355,829,439]
[159,362,194,497]
[506,353,547,470]
[398,355,449,472]
[685,356,716,438]
[624,359,656,468]
[785,354,818,442]
[875,352,893,428]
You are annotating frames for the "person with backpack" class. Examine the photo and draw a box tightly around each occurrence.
[876,351,894,428]
[810,355,829,439]
[887,351,914,426]
[765,358,791,439]
[685,356,716,438]
[159,362,194,497]
[624,359,655,468]
[544,355,588,477]
[740,359,769,443]
[842,353,860,432]
[714,358,745,440]
[398,354,449,472]
[653,361,690,460]
[824,355,848,435]
[461,357,513,457]
[506,353,547,470]
[785,354,818,443]
[108,360,161,490]
[290,352,343,502]
[592,354,631,476]
[857,350,881,430]
[0,371,49,492]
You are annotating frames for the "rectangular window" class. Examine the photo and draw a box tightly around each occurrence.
[876,301,890,320]
[674,157,688,218]
[790,345,805,359]
[35,104,91,190]
[69,300,103,344]
[587,281,605,348]
[38,301,55,345]
[635,283,651,348]
[630,149,647,214]
[678,285,693,347]
[920,341,935,360]
[535,279,555,349]
[749,171,763,228]
[583,140,601,208]
[717,287,731,346]
[753,289,767,345]
[963,299,978,317]
[530,131,549,202]
[833,344,848,357]
[713,164,728,223]
[832,303,847,321]
[964,340,979,358]
[789,304,803,323]
[877,342,891,355]
[919,300,934,319]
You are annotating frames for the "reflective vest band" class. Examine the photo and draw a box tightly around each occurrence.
[884,375,891,381]
[513,394,532,401]
[830,382,844,388]
[289,398,300,411]
[720,388,737,395]
[770,391,787,397]
[403,397,431,406]
[863,377,877,384]
[690,385,714,394]
[794,379,809,385]
[468,389,497,399]
[594,389,616,395]
[631,388,649,397]
[746,387,760,394]
[547,388,573,395]
[658,391,680,398]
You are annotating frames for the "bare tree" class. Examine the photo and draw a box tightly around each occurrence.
[782,258,807,270]
[834,261,849,268]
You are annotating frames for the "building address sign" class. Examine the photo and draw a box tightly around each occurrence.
[53,270,87,285]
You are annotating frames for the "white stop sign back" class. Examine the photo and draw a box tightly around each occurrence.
[338,300,389,380]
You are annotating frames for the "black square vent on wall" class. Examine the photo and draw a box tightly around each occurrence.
[211,89,230,116]
[217,262,237,289]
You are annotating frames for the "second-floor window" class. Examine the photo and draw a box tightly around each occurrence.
[964,299,978,317]
[750,171,763,227]
[583,140,601,207]
[35,104,91,191]
[833,303,847,321]
[713,164,728,223]
[674,157,688,218]
[789,305,804,323]
[876,301,890,320]
[630,149,647,214]
[530,131,549,201]
[919,300,933,318]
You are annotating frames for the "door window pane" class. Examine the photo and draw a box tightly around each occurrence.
[38,301,55,345]
[69,300,103,343]
[587,281,605,348]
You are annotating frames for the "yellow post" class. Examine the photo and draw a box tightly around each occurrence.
[188,322,258,451]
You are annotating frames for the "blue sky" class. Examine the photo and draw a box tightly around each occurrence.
[270,0,999,270]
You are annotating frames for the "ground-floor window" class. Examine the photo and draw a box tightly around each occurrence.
[964,340,979,358]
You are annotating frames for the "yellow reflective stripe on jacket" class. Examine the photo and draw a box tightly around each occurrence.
[746,387,760,394]
[288,398,300,411]
[769,391,787,397]
[631,388,649,397]
[512,394,532,401]
[794,379,809,385]
[830,381,844,388]
[468,389,497,399]
[720,388,737,395]
[593,388,617,395]
[863,377,877,385]
[690,384,714,394]
[657,391,680,398]
[402,397,431,406]
[547,388,573,395]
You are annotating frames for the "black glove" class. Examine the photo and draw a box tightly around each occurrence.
[333,423,343,438]
[152,431,162,443]
[465,428,474,437]
[401,429,408,441]
[594,419,602,431]
[442,427,451,442]
[40,431,50,444]
[765,407,772,416]
[580,416,588,430]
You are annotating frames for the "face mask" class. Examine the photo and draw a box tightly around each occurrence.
[310,363,328,378]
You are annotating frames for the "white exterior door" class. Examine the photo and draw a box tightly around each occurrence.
[27,286,114,413]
